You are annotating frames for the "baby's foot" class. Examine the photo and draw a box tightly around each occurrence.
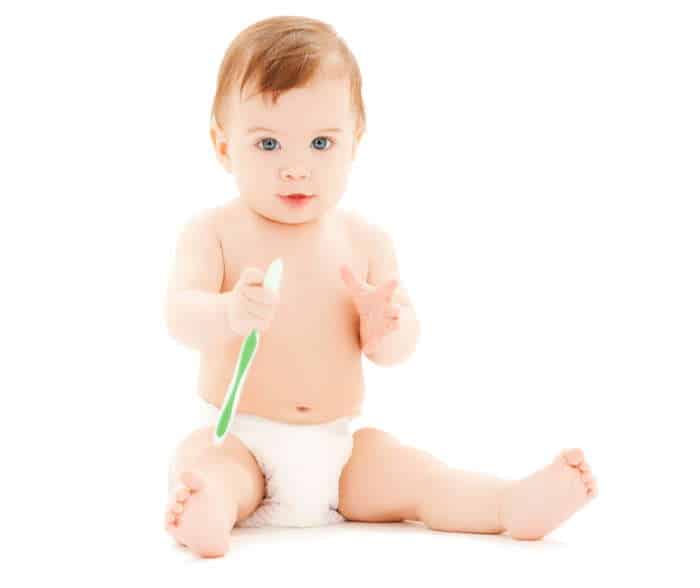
[165,469,237,558]
[500,448,597,540]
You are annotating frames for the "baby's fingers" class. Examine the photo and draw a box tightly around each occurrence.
[239,267,266,286]
[377,279,399,302]
[385,311,400,332]
[243,297,276,321]
[341,265,370,297]
[242,285,279,306]
[385,303,401,320]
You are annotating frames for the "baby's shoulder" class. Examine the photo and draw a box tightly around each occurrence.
[337,209,391,257]
[337,209,384,245]
[183,200,245,239]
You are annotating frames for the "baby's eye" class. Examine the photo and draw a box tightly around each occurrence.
[311,136,334,151]
[256,137,280,151]
[255,136,334,152]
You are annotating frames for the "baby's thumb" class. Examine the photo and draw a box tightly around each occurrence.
[340,265,365,295]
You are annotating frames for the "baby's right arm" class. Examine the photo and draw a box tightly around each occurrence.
[165,212,279,350]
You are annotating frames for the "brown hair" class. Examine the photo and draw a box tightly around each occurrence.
[210,16,366,140]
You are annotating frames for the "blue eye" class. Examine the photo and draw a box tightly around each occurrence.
[255,136,334,152]
[257,137,280,151]
[311,136,333,151]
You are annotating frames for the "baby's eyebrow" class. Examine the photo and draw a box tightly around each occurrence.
[246,126,343,134]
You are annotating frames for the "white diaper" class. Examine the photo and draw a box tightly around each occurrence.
[199,401,355,528]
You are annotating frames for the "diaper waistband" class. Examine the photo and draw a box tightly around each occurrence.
[200,400,353,436]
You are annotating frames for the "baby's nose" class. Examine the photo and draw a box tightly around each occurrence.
[281,167,310,181]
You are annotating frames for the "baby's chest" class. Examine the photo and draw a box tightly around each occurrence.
[220,229,367,331]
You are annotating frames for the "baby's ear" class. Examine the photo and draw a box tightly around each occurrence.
[351,130,363,161]
[210,116,231,170]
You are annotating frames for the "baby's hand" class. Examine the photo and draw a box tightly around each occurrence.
[226,267,280,337]
[340,265,401,355]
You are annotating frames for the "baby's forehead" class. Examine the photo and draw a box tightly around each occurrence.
[227,76,355,132]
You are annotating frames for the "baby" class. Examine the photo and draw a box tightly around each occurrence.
[164,16,597,558]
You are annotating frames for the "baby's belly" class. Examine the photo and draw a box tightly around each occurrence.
[199,299,364,424]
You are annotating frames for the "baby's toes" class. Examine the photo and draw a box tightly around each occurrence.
[586,477,598,497]
[164,484,191,526]
[164,501,181,525]
[165,508,179,533]
[575,466,597,497]
[577,460,591,473]
[175,486,191,503]
[572,458,596,496]
[180,470,205,492]
[170,501,184,515]
[561,448,585,468]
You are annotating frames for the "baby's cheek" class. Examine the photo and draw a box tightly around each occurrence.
[321,169,348,202]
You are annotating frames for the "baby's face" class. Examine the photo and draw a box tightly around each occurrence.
[216,75,360,225]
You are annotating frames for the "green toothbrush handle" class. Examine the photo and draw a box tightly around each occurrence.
[212,257,283,446]
[213,328,259,443]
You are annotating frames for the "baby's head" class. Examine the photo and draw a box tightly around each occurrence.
[210,16,366,225]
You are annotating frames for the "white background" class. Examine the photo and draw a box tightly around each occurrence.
[2,1,698,585]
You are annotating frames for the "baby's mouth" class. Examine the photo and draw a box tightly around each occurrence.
[278,193,316,207]
[279,193,315,199]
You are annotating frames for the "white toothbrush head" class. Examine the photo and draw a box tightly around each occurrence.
[263,258,284,292]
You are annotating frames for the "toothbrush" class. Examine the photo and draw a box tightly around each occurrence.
[213,258,284,445]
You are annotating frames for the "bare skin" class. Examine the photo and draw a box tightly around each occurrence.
[164,71,597,558]
[172,200,367,425]
[164,201,597,557]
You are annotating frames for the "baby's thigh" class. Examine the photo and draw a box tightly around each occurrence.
[170,427,265,514]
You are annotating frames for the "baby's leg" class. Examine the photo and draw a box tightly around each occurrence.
[339,428,597,540]
[339,428,508,530]
[416,448,598,539]
[165,427,265,558]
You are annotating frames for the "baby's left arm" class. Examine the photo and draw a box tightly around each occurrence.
[349,225,421,366]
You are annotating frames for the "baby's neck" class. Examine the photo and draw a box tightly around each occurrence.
[242,201,335,236]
